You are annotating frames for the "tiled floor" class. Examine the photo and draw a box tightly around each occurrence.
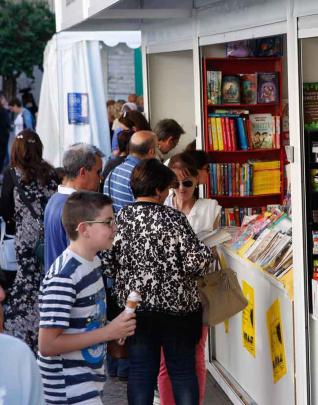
[102,371,232,404]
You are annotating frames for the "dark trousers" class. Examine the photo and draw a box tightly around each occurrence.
[127,317,199,405]
[0,132,9,173]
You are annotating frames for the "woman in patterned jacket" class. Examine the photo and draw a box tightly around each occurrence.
[0,130,57,352]
[102,158,213,405]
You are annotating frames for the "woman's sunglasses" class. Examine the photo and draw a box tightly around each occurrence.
[172,180,194,189]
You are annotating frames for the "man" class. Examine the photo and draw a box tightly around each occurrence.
[154,118,185,161]
[104,130,157,213]
[9,98,34,135]
[44,143,104,272]
[0,282,45,404]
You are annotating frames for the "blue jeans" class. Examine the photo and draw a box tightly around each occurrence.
[107,355,129,378]
[127,316,199,405]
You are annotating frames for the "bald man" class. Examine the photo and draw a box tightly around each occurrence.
[104,131,157,213]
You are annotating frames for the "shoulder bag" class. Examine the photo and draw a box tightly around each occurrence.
[0,217,17,271]
[198,255,248,326]
[10,169,44,265]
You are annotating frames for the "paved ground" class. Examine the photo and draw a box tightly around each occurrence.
[102,371,232,404]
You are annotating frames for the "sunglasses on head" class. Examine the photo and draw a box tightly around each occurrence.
[172,180,194,189]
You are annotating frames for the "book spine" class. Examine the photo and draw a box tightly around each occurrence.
[210,117,219,151]
[208,118,213,150]
[216,117,224,151]
[237,117,248,150]
[221,117,228,151]
[236,163,240,197]
[275,115,281,149]
[229,118,238,151]
[228,163,232,196]
[207,71,211,103]
[224,117,232,151]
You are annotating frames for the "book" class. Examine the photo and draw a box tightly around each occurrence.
[313,231,318,254]
[303,83,318,131]
[249,114,274,149]
[236,117,249,150]
[257,72,279,103]
[222,75,240,104]
[207,71,222,105]
[200,229,232,248]
[311,169,318,192]
[254,35,283,57]
[241,74,257,104]
[226,40,254,57]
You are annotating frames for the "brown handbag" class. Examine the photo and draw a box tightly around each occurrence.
[198,256,248,326]
[107,340,128,359]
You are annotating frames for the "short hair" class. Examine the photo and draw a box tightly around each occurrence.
[9,97,22,108]
[154,119,185,141]
[168,152,198,178]
[129,132,156,157]
[131,158,176,198]
[118,129,133,154]
[63,143,104,179]
[62,191,112,241]
[183,150,209,170]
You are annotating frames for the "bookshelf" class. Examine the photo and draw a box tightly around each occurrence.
[203,57,285,210]
[304,131,318,312]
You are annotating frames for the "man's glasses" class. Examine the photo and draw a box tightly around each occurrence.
[76,218,116,231]
[171,180,194,189]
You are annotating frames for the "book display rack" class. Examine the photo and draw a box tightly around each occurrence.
[304,130,318,314]
[203,57,286,214]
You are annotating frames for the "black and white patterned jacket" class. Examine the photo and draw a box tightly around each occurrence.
[102,201,213,314]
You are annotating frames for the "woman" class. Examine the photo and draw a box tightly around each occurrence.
[102,158,213,405]
[158,152,221,405]
[0,129,58,352]
[111,110,151,156]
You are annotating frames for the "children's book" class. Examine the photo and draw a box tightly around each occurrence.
[207,71,222,105]
[257,72,279,103]
[303,83,318,131]
[249,114,274,149]
[222,75,240,104]
[241,74,257,104]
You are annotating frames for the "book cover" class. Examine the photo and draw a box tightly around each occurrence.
[254,35,283,57]
[241,74,257,104]
[222,75,240,104]
[311,169,318,192]
[210,117,218,150]
[257,72,279,103]
[226,40,254,57]
[313,231,318,254]
[207,71,222,105]
[215,117,224,150]
[249,114,274,149]
[303,83,318,131]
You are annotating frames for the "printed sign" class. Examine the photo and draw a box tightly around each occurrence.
[242,281,256,357]
[67,93,89,125]
[224,319,229,334]
[267,299,287,383]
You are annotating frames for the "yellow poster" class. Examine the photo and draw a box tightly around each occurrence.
[267,299,287,383]
[224,319,229,334]
[242,281,256,357]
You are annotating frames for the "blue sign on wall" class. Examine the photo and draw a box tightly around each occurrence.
[67,93,89,124]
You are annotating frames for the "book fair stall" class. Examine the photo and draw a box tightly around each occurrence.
[51,1,318,404]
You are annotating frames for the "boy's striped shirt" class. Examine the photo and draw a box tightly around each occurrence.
[38,249,107,404]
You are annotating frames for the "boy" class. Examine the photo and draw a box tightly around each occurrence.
[38,191,136,404]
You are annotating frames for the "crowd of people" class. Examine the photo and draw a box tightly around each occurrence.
[0,96,221,405]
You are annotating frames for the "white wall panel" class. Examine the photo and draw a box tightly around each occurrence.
[147,51,195,155]
[294,0,318,18]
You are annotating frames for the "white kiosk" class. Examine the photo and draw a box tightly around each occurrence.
[52,1,318,403]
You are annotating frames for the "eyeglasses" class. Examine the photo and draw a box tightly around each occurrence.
[171,180,194,189]
[76,218,116,231]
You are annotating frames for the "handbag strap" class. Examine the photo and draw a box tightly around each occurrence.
[0,218,5,244]
[9,168,41,223]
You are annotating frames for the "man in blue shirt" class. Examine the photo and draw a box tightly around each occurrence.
[9,98,34,134]
[44,143,104,272]
[104,131,157,213]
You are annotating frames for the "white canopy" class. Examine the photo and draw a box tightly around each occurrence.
[36,31,141,167]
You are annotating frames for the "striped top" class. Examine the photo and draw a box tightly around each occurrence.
[103,155,140,213]
[38,249,107,405]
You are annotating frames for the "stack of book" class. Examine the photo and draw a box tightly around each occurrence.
[207,112,281,151]
[221,206,267,227]
[209,160,280,196]
[231,209,293,279]
[206,71,279,105]
[251,161,280,195]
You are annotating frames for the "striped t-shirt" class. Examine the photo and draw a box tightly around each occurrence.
[38,249,107,405]
[103,155,140,213]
